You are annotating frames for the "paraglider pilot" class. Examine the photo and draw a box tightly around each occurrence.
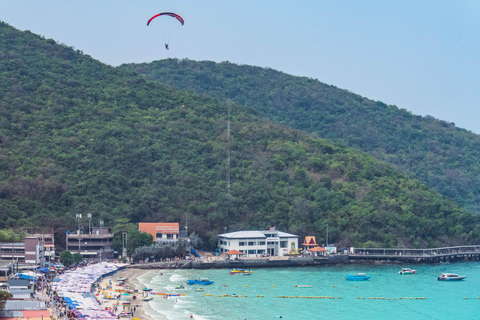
[165,43,169,50]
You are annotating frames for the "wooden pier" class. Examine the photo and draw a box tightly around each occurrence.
[349,245,480,263]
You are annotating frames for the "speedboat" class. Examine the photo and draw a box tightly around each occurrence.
[346,273,371,281]
[187,278,214,285]
[437,273,467,281]
[142,296,154,301]
[143,287,153,292]
[117,277,127,282]
[229,269,253,275]
[399,268,417,275]
[295,285,312,288]
[175,285,185,289]
[195,288,204,292]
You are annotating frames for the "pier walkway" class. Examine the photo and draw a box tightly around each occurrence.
[349,245,480,263]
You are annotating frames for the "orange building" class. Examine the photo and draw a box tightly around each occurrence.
[139,223,180,244]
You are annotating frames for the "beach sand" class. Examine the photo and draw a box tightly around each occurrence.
[96,268,155,320]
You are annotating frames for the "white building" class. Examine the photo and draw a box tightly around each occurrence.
[218,230,300,257]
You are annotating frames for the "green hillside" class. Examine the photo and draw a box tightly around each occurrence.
[119,59,480,214]
[1,22,478,249]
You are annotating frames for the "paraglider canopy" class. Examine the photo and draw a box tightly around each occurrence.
[147,12,184,26]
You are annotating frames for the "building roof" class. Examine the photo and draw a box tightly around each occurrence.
[0,310,53,320]
[4,300,45,311]
[219,230,299,239]
[7,279,30,287]
[302,236,318,246]
[309,246,328,252]
[219,231,266,239]
[139,223,180,242]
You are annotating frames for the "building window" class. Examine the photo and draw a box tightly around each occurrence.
[156,232,163,239]
[258,241,265,245]
[257,249,264,254]
[248,242,255,246]
[280,241,287,248]
[166,234,173,239]
[248,250,255,254]
[239,242,246,246]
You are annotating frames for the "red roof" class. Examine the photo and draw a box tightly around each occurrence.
[225,250,244,255]
[308,246,328,252]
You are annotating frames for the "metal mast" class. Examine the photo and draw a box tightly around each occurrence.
[226,100,232,194]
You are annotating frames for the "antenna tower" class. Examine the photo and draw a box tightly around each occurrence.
[226,100,232,193]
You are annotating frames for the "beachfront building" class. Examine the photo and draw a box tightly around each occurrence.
[0,237,46,264]
[217,229,300,257]
[138,222,180,245]
[66,227,114,260]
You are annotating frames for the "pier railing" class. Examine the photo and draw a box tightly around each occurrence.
[351,245,480,257]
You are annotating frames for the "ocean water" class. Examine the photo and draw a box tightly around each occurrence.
[136,261,480,320]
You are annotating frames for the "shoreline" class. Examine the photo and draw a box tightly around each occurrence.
[99,268,155,320]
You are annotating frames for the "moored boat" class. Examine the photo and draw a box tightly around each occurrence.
[229,269,253,275]
[187,278,214,285]
[295,285,312,288]
[117,277,128,282]
[399,268,417,275]
[437,273,466,281]
[143,296,154,301]
[346,273,371,281]
[143,287,153,292]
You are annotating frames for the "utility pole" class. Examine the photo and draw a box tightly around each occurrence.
[326,223,329,247]
[76,214,82,253]
[226,100,232,194]
[88,213,92,235]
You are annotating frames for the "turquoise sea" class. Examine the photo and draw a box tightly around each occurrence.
[136,262,480,320]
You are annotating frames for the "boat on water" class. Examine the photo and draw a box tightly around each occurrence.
[346,273,371,281]
[143,287,153,292]
[399,268,417,275]
[229,269,253,275]
[295,285,312,288]
[143,296,154,301]
[175,285,185,289]
[437,273,467,281]
[195,288,204,292]
[187,278,214,285]
[117,277,128,282]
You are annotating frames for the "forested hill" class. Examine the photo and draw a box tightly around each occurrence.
[0,22,479,249]
[119,59,480,214]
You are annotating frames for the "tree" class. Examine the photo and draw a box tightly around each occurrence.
[0,290,12,310]
[59,250,74,267]
[72,252,84,265]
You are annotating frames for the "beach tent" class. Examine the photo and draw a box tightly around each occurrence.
[308,246,329,256]
[225,250,244,260]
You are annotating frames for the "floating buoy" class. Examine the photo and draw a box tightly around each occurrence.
[332,285,335,287]
[272,285,275,287]
[244,285,248,287]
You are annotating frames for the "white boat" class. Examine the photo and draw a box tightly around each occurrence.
[117,277,128,282]
[399,268,417,275]
[437,273,466,281]
[143,296,154,301]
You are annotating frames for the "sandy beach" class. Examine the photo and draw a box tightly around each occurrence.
[96,268,154,320]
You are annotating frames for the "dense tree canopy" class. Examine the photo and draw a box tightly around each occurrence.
[120,59,480,214]
[0,21,479,249]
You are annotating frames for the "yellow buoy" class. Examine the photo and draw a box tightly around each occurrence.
[332,285,335,287]
[272,285,275,287]
[356,297,359,299]
[244,285,248,287]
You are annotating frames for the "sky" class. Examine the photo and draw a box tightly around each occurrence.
[2,1,480,133]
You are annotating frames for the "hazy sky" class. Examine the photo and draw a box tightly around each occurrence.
[2,1,480,133]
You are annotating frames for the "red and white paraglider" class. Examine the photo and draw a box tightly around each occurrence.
[147,12,184,50]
